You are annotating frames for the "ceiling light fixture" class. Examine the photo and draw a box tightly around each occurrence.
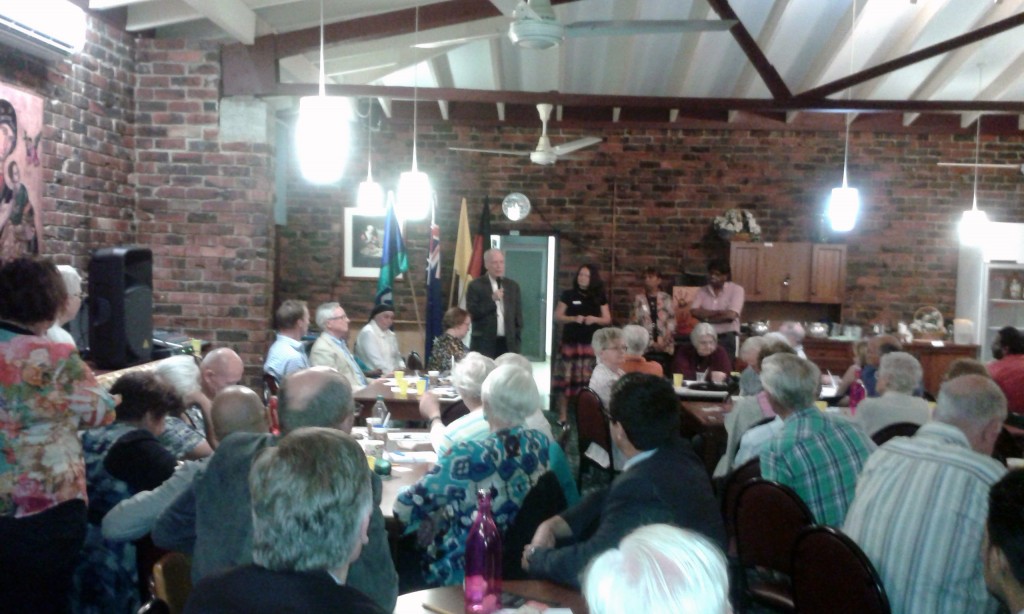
[959,66,990,246]
[827,0,860,232]
[295,0,353,185]
[395,4,432,222]
[356,100,384,211]
[502,192,531,221]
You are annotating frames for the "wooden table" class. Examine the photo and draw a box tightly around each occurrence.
[356,380,457,422]
[394,580,588,614]
[678,399,731,475]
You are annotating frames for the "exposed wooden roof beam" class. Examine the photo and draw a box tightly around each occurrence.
[731,0,791,98]
[706,0,792,99]
[797,9,1024,100]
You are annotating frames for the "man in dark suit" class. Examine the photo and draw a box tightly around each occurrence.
[521,372,726,588]
[184,428,385,614]
[466,248,523,358]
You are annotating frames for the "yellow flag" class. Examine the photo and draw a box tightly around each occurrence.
[452,197,473,306]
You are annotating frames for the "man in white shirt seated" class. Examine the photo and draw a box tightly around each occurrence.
[854,351,931,436]
[355,304,405,375]
[263,299,310,381]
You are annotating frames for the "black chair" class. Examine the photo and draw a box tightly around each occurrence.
[791,526,891,614]
[502,471,568,580]
[575,387,615,484]
[734,478,816,612]
[870,421,920,446]
[406,351,424,372]
[993,426,1024,466]
[720,457,762,555]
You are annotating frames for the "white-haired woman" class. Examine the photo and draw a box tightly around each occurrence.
[671,323,730,383]
[588,327,626,408]
[46,264,83,347]
[854,351,931,436]
[419,351,496,451]
[154,355,214,459]
[395,365,575,587]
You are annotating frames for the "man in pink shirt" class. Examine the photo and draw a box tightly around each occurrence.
[690,259,744,364]
[988,326,1024,425]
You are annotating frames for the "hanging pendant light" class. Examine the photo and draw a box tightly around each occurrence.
[296,0,353,184]
[356,101,384,210]
[395,4,432,222]
[959,110,989,246]
[827,0,860,232]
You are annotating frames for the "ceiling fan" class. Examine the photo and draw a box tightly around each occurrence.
[937,162,1024,175]
[508,0,737,50]
[450,103,601,166]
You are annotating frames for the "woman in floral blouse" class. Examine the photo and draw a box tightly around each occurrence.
[394,364,574,587]
[427,307,470,373]
[0,257,116,613]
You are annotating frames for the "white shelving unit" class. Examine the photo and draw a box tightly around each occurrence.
[956,223,1024,362]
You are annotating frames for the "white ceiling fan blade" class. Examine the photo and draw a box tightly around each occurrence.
[938,162,1021,169]
[414,32,500,50]
[450,147,532,156]
[565,19,737,38]
[551,137,601,156]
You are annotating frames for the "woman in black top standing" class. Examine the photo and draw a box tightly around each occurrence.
[552,264,611,425]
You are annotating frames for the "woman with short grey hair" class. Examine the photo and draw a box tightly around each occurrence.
[419,352,495,450]
[589,327,626,407]
[395,365,576,588]
[154,355,214,459]
[855,351,931,436]
[672,322,731,382]
[46,264,83,346]
[620,324,663,376]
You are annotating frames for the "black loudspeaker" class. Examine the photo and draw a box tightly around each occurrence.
[89,246,153,369]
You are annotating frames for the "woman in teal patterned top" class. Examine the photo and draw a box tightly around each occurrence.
[394,364,570,586]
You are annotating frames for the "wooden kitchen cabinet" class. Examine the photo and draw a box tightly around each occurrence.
[730,242,846,305]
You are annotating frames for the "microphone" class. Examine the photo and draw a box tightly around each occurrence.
[496,277,503,290]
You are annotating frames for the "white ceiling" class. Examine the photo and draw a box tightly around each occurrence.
[89,0,1024,128]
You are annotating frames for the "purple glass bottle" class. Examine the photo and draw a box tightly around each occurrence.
[849,378,866,415]
[464,488,502,614]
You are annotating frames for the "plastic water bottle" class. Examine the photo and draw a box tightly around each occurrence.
[464,489,502,613]
[370,395,389,435]
[849,379,866,415]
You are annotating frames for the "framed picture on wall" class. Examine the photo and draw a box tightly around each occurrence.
[343,206,402,279]
[0,82,45,262]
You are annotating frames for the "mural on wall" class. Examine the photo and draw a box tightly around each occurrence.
[0,82,44,262]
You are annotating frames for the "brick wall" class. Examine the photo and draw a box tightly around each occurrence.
[279,116,1024,338]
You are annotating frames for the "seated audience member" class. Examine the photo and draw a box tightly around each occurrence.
[263,299,311,381]
[777,321,807,359]
[395,365,576,587]
[843,375,1008,613]
[102,386,267,542]
[831,339,868,402]
[944,357,991,381]
[494,352,555,440]
[583,524,730,614]
[184,428,385,614]
[984,470,1024,614]
[154,356,215,459]
[356,303,405,374]
[153,367,397,611]
[760,354,875,526]
[989,325,1024,421]
[427,307,470,372]
[72,372,179,613]
[861,334,903,397]
[309,302,367,391]
[714,339,795,476]
[855,351,931,436]
[523,373,726,589]
[737,335,767,396]
[195,348,246,440]
[46,264,83,346]
[420,352,495,442]
[0,257,115,614]
[621,324,664,377]
[589,327,626,407]
[671,322,730,383]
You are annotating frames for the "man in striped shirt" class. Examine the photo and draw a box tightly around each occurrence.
[760,353,875,527]
[843,374,1008,614]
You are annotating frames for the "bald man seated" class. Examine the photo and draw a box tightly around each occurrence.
[152,367,398,612]
[102,385,267,542]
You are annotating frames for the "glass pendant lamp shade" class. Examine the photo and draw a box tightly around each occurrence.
[396,166,432,221]
[959,200,988,247]
[357,176,384,210]
[296,95,352,184]
[828,185,860,232]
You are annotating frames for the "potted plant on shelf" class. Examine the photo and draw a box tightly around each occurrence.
[713,208,761,242]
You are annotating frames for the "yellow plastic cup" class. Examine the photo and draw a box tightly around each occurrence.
[416,378,426,396]
[814,400,827,411]
[394,370,405,382]
[673,373,683,388]
[397,378,408,395]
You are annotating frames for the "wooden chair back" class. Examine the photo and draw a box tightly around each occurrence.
[792,526,891,614]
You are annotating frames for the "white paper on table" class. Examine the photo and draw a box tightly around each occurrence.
[820,385,838,398]
[385,450,438,464]
[584,442,611,469]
